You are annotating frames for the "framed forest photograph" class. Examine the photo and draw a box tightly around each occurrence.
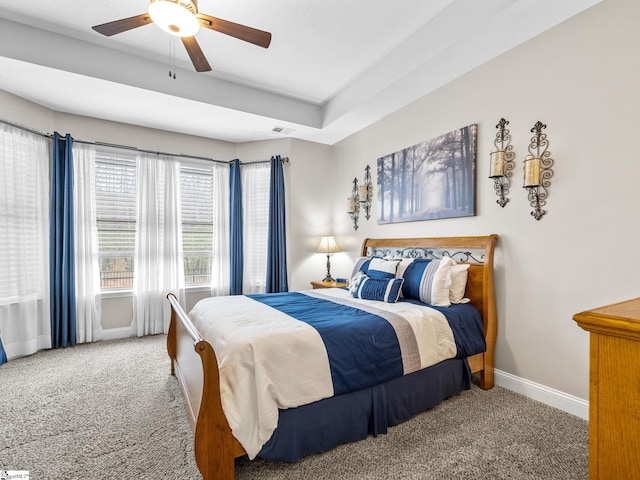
[377,124,477,224]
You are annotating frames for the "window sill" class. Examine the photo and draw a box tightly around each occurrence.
[100,285,210,299]
[101,289,133,299]
[185,285,211,294]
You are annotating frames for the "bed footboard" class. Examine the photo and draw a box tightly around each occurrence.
[166,293,245,480]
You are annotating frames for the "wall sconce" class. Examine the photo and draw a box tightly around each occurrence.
[523,121,554,220]
[359,165,373,220]
[316,235,341,282]
[347,177,360,230]
[488,118,516,207]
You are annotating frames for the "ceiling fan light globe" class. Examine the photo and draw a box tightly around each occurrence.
[148,1,200,37]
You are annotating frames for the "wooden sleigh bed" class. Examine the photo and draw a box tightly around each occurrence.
[166,235,498,480]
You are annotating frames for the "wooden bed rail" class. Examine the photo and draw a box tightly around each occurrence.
[167,293,204,343]
[166,293,245,480]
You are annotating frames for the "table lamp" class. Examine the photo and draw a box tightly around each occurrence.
[316,235,341,282]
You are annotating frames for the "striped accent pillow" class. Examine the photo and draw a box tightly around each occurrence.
[396,257,454,306]
[349,256,401,284]
[366,258,401,279]
[353,276,404,303]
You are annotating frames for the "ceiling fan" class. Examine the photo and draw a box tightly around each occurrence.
[91,0,272,73]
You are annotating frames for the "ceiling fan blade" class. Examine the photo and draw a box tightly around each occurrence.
[92,13,153,36]
[196,13,271,48]
[181,36,212,72]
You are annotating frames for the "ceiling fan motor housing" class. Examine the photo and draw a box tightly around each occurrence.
[150,0,198,14]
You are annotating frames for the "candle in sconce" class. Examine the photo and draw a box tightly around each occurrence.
[489,150,505,178]
[523,156,542,187]
[347,196,356,213]
[359,185,369,202]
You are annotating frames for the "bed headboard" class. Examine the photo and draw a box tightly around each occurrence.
[360,235,498,356]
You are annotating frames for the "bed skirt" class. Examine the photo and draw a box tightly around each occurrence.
[258,357,471,461]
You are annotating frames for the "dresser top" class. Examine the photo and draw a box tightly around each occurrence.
[573,297,640,340]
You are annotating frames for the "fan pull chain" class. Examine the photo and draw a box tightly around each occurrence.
[168,39,176,79]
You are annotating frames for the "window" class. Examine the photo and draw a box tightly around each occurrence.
[241,162,270,293]
[0,125,50,304]
[95,150,219,290]
[93,149,267,292]
[95,149,137,289]
[180,163,214,286]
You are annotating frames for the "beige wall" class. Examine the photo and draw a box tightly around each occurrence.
[2,0,638,401]
[329,0,640,400]
[1,90,54,131]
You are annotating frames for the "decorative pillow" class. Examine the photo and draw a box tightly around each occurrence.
[366,257,401,279]
[349,270,367,295]
[349,256,401,285]
[395,258,414,285]
[349,256,371,283]
[449,263,470,304]
[396,257,454,306]
[352,275,404,303]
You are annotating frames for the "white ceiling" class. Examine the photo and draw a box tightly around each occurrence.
[0,0,600,145]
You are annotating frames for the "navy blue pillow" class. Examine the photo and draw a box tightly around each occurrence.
[359,258,372,275]
[400,259,432,299]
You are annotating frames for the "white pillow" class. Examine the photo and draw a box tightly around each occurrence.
[428,257,454,307]
[449,263,470,304]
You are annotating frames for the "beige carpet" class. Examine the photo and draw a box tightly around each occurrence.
[0,335,588,479]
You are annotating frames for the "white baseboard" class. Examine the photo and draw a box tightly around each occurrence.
[101,327,132,341]
[494,369,589,421]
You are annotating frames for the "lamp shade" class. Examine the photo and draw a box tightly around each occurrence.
[148,0,200,37]
[316,236,341,254]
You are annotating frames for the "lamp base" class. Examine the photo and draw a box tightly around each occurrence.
[323,254,336,283]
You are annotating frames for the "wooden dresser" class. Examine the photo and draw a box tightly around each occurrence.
[573,297,640,479]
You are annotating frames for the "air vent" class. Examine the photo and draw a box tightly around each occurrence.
[272,126,293,134]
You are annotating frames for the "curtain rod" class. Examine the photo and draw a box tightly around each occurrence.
[0,118,290,165]
[92,141,229,165]
[0,118,47,138]
[238,156,290,165]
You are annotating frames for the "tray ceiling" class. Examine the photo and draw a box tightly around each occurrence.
[0,0,601,144]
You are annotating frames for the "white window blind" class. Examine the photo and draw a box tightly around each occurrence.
[180,163,214,286]
[95,149,137,289]
[0,125,49,304]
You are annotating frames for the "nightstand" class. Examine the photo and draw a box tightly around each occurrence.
[310,280,348,289]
